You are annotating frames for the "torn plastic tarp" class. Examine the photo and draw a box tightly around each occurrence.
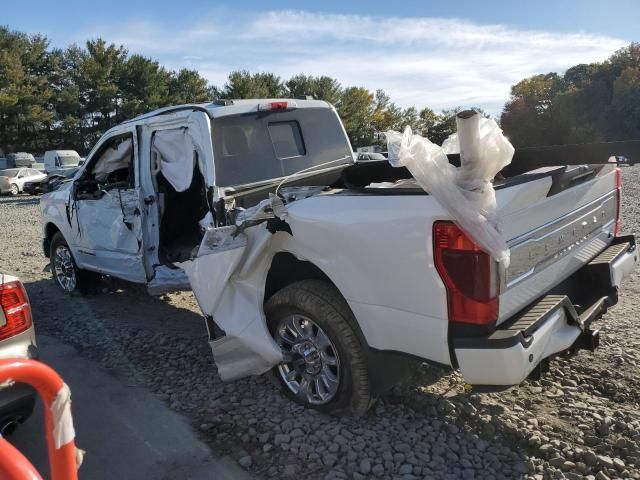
[151,128,195,192]
[386,111,514,267]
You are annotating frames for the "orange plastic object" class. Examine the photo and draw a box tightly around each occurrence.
[0,359,78,480]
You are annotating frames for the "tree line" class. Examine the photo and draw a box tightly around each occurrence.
[1,25,638,156]
[501,43,640,147]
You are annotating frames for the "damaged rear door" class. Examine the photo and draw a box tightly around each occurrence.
[137,111,216,293]
[69,128,146,282]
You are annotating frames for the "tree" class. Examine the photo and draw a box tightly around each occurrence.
[285,74,342,105]
[417,107,439,137]
[117,54,171,121]
[370,89,402,143]
[0,27,57,154]
[337,87,375,148]
[611,67,640,138]
[169,69,215,104]
[501,43,640,147]
[75,39,128,145]
[223,70,284,98]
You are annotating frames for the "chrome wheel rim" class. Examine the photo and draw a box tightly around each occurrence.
[274,314,340,405]
[54,245,76,291]
[10,184,18,195]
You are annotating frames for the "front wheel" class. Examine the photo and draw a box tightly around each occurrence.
[9,184,19,196]
[265,280,374,415]
[49,232,101,295]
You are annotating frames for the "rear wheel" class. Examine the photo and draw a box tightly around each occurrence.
[265,280,374,415]
[9,184,19,196]
[50,232,101,295]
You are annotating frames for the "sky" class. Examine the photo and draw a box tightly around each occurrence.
[3,0,639,114]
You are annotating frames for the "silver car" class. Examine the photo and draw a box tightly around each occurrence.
[0,273,38,434]
[0,168,48,196]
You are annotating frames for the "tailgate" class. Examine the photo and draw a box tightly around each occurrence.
[495,164,619,323]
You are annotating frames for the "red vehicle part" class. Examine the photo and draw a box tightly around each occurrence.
[0,359,79,480]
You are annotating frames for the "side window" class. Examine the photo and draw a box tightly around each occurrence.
[88,135,134,189]
[17,170,25,178]
[268,121,306,159]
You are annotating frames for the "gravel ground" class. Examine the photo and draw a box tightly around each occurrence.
[1,170,639,480]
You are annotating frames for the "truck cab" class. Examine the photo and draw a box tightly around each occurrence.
[40,99,351,290]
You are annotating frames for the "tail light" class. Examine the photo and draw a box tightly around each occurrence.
[258,101,296,111]
[614,167,622,237]
[0,281,33,340]
[433,221,499,326]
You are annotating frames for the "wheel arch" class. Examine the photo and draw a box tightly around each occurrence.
[43,222,61,258]
[264,252,336,302]
[264,252,371,349]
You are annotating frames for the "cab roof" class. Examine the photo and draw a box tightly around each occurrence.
[123,98,333,125]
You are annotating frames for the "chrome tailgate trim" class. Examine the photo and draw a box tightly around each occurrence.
[505,191,617,288]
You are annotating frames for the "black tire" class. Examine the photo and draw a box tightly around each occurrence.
[49,232,101,295]
[10,184,19,196]
[265,280,374,415]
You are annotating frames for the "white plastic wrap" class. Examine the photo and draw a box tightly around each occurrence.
[385,111,514,267]
[92,138,132,182]
[151,128,195,192]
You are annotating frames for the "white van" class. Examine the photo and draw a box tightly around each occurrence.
[43,150,81,174]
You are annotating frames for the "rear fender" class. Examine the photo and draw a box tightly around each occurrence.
[179,223,283,381]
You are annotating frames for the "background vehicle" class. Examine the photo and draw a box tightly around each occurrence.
[0,168,47,196]
[23,167,79,195]
[6,153,35,168]
[43,150,81,174]
[31,162,46,173]
[39,100,637,414]
[0,274,38,434]
[356,152,387,161]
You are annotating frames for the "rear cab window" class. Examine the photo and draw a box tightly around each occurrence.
[211,107,352,187]
[268,121,306,159]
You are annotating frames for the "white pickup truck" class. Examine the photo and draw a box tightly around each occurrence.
[39,99,637,414]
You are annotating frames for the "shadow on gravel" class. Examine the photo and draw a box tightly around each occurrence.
[24,277,204,327]
[0,196,40,206]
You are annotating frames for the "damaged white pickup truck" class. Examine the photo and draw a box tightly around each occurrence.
[40,99,637,414]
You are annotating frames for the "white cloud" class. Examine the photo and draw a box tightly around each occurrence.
[59,9,628,114]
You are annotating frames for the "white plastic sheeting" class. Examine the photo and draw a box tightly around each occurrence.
[151,128,195,192]
[386,111,514,267]
[92,139,132,182]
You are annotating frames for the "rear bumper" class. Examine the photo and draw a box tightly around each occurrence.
[0,383,36,424]
[0,344,39,425]
[453,235,637,386]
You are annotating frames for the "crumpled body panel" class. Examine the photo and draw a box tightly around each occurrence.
[79,188,142,254]
[180,216,283,381]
